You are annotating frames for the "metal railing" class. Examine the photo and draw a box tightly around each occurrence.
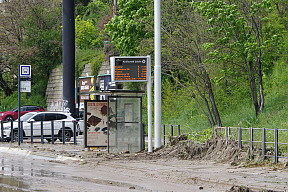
[163,124,181,145]
[0,120,78,145]
[142,124,181,146]
[215,126,288,164]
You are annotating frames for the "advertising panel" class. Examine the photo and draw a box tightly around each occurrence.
[98,74,114,100]
[84,100,108,147]
[79,76,95,93]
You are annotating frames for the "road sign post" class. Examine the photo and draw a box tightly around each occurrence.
[18,65,32,145]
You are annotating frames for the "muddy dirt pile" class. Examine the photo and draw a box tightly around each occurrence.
[178,135,247,162]
[154,135,247,163]
[82,135,247,164]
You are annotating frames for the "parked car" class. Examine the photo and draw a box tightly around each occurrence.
[0,111,76,142]
[0,106,45,122]
[76,111,84,135]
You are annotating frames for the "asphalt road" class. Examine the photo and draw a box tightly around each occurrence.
[0,140,287,192]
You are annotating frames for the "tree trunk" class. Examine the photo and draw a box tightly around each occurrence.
[275,3,288,32]
[191,93,214,127]
[192,76,216,127]
[248,61,259,116]
[207,79,222,127]
[257,59,264,111]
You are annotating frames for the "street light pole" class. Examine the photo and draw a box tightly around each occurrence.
[62,0,76,117]
[154,0,161,149]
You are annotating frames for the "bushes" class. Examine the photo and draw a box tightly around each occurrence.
[75,49,104,77]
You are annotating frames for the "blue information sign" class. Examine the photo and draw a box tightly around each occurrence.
[20,65,31,78]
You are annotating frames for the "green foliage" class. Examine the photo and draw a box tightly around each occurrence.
[187,129,213,144]
[161,77,211,130]
[75,49,105,77]
[0,76,47,110]
[255,60,288,129]
[91,52,105,76]
[75,16,98,49]
[105,0,152,55]
[192,0,278,64]
[77,0,111,22]
[0,91,46,111]
[75,0,112,50]
[23,1,62,86]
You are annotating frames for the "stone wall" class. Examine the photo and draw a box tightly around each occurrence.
[46,67,63,111]
[46,61,111,111]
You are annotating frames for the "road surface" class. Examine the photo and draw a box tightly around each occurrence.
[0,143,287,191]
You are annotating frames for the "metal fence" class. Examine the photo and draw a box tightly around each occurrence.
[215,126,288,164]
[143,124,181,146]
[163,124,181,145]
[0,120,79,145]
[2,121,181,149]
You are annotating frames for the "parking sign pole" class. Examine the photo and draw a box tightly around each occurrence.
[18,65,21,145]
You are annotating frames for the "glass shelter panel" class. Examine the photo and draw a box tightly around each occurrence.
[108,96,143,153]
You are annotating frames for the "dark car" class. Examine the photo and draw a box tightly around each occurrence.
[0,106,45,122]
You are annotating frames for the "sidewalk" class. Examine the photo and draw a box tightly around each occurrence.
[0,141,104,162]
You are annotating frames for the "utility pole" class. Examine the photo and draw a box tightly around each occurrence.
[62,0,76,117]
[154,0,161,149]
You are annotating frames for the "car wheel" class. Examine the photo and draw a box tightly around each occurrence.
[10,129,25,142]
[5,116,14,122]
[11,130,19,142]
[59,129,72,142]
[46,138,57,142]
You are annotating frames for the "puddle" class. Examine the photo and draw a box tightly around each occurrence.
[0,176,29,192]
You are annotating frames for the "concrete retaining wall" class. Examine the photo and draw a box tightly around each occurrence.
[46,60,111,111]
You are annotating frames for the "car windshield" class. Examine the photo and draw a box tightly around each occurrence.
[11,107,18,112]
[19,113,35,121]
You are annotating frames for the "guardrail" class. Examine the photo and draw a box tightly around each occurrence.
[0,120,79,145]
[215,126,288,164]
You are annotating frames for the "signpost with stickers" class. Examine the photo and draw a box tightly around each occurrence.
[17,65,32,145]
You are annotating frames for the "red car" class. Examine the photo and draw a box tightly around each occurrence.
[0,106,45,122]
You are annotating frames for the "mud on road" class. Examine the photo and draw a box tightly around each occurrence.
[0,136,287,192]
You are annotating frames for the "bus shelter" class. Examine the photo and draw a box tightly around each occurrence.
[107,96,143,153]
[83,90,144,153]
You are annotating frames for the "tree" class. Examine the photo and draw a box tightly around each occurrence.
[0,0,62,99]
[75,16,98,49]
[105,0,152,55]
[160,0,222,127]
[192,0,281,116]
[22,0,62,82]
[0,0,31,96]
[75,1,113,50]
[135,0,222,127]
